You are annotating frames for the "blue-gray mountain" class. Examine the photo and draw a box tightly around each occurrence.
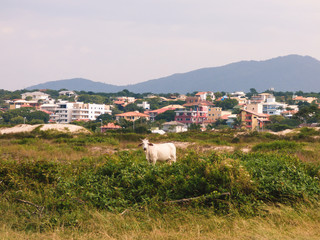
[26,55,320,93]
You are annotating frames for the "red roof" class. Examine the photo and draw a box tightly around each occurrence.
[101,123,121,129]
[40,109,53,115]
[146,107,176,115]
[116,111,149,117]
[114,100,125,104]
[195,92,206,95]
[221,114,231,120]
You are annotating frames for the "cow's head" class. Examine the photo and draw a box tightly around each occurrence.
[138,138,153,151]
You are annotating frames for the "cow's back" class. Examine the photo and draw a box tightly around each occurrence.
[153,143,176,162]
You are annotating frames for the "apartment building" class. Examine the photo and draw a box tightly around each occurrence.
[50,102,112,123]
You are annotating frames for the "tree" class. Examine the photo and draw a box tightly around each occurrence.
[188,123,201,131]
[294,104,320,123]
[123,103,144,113]
[155,110,175,122]
[96,114,113,122]
[214,98,238,110]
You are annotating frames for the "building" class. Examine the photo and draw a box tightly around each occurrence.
[50,102,112,123]
[207,107,222,122]
[195,91,215,101]
[239,109,269,130]
[260,97,286,115]
[115,111,150,121]
[175,97,213,126]
[162,121,188,133]
[21,91,50,101]
[100,123,122,132]
[137,101,150,110]
[9,99,38,110]
[292,96,318,104]
[59,91,77,97]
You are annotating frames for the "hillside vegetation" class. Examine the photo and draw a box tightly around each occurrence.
[0,129,320,239]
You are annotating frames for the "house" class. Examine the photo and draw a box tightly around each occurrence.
[195,92,215,101]
[137,101,150,110]
[116,96,136,103]
[100,123,122,132]
[9,99,38,110]
[262,97,286,115]
[59,91,77,97]
[115,111,150,121]
[21,91,50,101]
[162,121,188,133]
[292,96,318,104]
[239,109,269,130]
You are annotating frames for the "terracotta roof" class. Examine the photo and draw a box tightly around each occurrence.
[116,111,149,117]
[221,114,231,120]
[40,109,53,115]
[101,123,121,129]
[195,92,206,95]
[114,100,125,104]
[147,108,176,114]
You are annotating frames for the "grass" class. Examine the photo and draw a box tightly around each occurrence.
[1,204,319,239]
[0,131,320,239]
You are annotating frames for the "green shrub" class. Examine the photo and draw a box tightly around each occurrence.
[252,140,301,152]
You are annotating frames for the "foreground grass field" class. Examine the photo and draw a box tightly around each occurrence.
[0,129,320,239]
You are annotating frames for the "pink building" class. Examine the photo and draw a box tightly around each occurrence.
[174,97,213,125]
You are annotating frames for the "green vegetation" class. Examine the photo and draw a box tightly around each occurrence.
[0,130,320,239]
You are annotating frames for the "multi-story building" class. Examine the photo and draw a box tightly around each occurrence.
[50,102,112,123]
[239,109,269,130]
[207,107,223,122]
[175,97,213,125]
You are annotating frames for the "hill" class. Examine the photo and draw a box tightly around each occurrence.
[26,55,320,93]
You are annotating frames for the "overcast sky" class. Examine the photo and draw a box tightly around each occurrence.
[1,0,320,90]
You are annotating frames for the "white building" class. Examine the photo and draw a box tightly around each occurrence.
[137,101,150,110]
[49,102,112,123]
[162,121,188,133]
[59,91,77,97]
[262,97,286,115]
[21,91,50,101]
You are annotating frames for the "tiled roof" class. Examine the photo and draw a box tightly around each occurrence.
[101,123,121,129]
[116,111,149,117]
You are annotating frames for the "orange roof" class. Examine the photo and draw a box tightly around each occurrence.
[221,114,231,120]
[196,92,206,95]
[101,123,121,129]
[40,109,53,115]
[116,111,149,117]
[147,107,176,114]
[114,100,125,104]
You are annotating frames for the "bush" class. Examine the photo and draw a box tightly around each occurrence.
[252,140,301,152]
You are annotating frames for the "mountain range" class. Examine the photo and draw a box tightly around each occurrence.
[26,55,320,93]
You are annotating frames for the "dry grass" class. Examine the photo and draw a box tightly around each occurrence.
[1,204,319,240]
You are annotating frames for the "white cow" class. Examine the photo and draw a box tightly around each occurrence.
[139,139,176,165]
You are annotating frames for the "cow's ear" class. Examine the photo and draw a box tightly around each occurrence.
[148,143,154,146]
[138,143,142,146]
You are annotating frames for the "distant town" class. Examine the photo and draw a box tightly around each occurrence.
[0,88,319,133]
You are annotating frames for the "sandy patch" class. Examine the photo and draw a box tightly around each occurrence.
[0,124,90,134]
